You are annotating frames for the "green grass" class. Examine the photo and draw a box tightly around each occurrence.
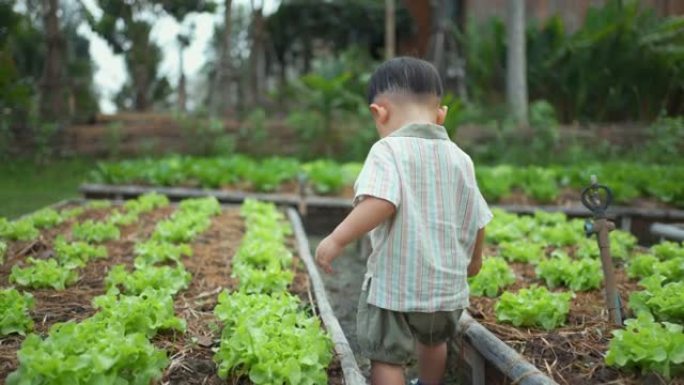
[0,158,94,218]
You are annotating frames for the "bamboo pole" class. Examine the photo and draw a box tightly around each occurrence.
[287,208,368,385]
[457,313,558,385]
[385,0,396,59]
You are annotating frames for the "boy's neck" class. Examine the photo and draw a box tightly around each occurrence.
[382,112,440,138]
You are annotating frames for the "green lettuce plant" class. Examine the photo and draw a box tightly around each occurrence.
[10,258,78,290]
[605,313,684,379]
[54,237,107,269]
[232,262,294,294]
[107,209,139,227]
[629,275,684,324]
[91,290,185,337]
[72,220,120,243]
[610,230,638,260]
[499,241,545,263]
[0,240,6,264]
[303,160,345,195]
[213,291,333,385]
[535,223,582,246]
[133,240,192,267]
[60,207,85,219]
[177,196,221,216]
[652,241,684,260]
[495,286,573,330]
[123,192,170,214]
[234,199,296,293]
[6,319,168,385]
[627,253,659,279]
[28,208,64,229]
[0,288,34,336]
[536,252,602,291]
[105,264,191,296]
[152,214,211,243]
[468,257,516,297]
[0,218,39,241]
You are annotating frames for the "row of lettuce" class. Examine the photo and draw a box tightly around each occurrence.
[0,196,333,384]
[91,155,684,207]
[215,200,332,384]
[470,209,684,379]
[1,193,206,384]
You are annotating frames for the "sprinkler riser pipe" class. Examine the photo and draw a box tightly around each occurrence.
[595,218,622,325]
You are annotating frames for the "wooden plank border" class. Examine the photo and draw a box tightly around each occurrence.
[456,313,558,385]
[287,208,368,385]
[80,184,684,221]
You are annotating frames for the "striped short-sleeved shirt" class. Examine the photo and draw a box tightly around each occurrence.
[355,123,493,312]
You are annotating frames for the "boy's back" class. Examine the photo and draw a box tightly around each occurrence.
[355,122,492,313]
[315,56,491,385]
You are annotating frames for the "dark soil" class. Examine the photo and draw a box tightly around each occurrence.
[0,204,344,385]
[469,258,684,385]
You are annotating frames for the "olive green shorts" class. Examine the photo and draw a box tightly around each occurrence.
[356,288,463,365]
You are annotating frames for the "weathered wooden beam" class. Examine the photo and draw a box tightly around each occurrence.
[457,313,558,385]
[287,208,368,385]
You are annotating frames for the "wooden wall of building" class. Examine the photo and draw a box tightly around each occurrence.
[400,0,684,56]
[465,0,684,30]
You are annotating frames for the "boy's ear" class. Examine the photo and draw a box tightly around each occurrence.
[369,103,389,124]
[436,105,448,125]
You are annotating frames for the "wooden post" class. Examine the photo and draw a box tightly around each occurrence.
[385,0,396,59]
[506,0,528,126]
[40,0,67,122]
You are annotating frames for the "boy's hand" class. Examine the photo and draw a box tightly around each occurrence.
[315,236,343,274]
[315,197,395,275]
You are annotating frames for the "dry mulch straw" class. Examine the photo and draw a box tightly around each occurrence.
[0,204,344,385]
[469,260,684,385]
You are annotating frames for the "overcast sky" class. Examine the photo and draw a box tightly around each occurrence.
[77,0,279,113]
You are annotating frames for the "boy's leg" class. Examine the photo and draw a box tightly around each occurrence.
[357,287,414,385]
[371,361,405,385]
[416,341,447,384]
[408,309,463,385]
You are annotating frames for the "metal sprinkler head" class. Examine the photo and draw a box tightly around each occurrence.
[581,175,613,219]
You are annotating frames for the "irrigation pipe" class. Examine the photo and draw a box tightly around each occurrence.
[457,313,558,385]
[650,222,684,242]
[287,208,368,385]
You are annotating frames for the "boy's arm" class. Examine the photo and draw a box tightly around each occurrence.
[467,227,486,277]
[315,197,396,274]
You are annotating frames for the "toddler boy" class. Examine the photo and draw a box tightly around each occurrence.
[316,57,492,385]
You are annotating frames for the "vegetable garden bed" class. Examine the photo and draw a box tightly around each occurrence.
[0,195,362,384]
[88,156,684,209]
[465,209,684,385]
[79,183,684,243]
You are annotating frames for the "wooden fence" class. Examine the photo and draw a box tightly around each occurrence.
[57,113,655,158]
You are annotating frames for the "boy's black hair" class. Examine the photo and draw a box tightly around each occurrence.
[367,56,443,104]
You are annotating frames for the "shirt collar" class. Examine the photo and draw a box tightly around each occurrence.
[388,123,450,140]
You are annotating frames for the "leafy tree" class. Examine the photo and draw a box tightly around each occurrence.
[84,0,216,111]
[0,2,39,128]
[266,0,412,80]
[463,0,684,122]
[0,0,97,158]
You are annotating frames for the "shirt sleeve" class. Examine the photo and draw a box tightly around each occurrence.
[353,142,401,208]
[474,187,493,229]
[466,157,493,229]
